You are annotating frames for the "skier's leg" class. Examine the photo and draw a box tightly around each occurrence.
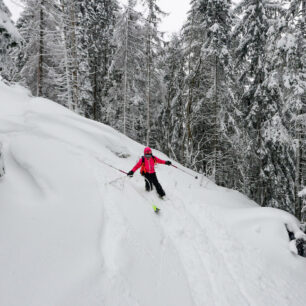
[144,173,153,191]
[151,173,165,197]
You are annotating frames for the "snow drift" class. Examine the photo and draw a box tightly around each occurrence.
[0,80,306,306]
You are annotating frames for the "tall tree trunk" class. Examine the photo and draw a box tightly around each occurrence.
[213,55,219,182]
[185,9,195,146]
[93,59,98,120]
[37,0,44,97]
[60,0,72,109]
[295,125,302,218]
[70,1,78,111]
[123,6,130,135]
[294,0,306,218]
[146,23,151,146]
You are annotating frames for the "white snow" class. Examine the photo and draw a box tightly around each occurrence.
[0,80,306,306]
[0,140,4,177]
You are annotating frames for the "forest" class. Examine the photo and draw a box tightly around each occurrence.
[0,0,305,218]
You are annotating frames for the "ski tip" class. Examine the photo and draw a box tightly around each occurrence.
[152,205,160,213]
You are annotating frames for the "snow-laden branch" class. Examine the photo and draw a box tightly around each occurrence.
[298,188,306,197]
[0,4,21,42]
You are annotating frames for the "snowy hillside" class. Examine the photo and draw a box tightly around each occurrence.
[0,80,306,306]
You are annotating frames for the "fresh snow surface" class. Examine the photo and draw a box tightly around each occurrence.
[0,81,306,306]
[0,140,4,177]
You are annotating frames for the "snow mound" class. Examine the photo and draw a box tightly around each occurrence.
[0,81,306,306]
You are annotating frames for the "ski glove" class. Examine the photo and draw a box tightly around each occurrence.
[165,161,171,166]
[127,170,134,177]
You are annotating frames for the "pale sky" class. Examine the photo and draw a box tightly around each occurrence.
[4,0,190,35]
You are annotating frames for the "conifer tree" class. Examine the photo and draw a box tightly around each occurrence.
[233,0,297,209]
[14,0,65,103]
[182,0,240,186]
[84,0,119,122]
[158,34,186,162]
[285,0,306,216]
[109,0,147,138]
[0,0,20,79]
[142,0,165,146]
[181,0,206,168]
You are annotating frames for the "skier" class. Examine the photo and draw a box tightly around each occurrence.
[127,147,171,198]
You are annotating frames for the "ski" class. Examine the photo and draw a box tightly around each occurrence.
[152,205,160,213]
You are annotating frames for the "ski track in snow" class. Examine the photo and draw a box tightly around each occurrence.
[157,196,250,306]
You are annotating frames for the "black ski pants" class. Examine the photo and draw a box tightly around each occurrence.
[143,172,165,197]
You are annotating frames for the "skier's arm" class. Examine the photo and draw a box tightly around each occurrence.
[155,156,171,166]
[154,156,166,165]
[131,158,143,172]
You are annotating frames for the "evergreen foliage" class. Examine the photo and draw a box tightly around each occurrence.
[158,34,186,163]
[109,0,147,139]
[0,0,20,79]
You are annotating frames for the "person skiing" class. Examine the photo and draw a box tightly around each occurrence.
[127,147,171,198]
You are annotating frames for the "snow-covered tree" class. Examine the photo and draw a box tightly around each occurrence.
[233,0,291,208]
[0,0,20,79]
[254,6,302,213]
[108,0,147,138]
[14,0,65,103]
[181,0,242,189]
[82,0,119,121]
[197,0,239,186]
[141,0,165,146]
[284,0,306,218]
[158,34,186,162]
[182,0,212,169]
[13,0,119,115]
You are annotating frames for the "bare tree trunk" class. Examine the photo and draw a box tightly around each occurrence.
[37,0,44,97]
[70,1,78,111]
[123,6,130,135]
[185,9,195,145]
[212,55,218,182]
[295,125,302,218]
[60,0,72,109]
[93,59,98,120]
[294,0,306,218]
[146,23,151,146]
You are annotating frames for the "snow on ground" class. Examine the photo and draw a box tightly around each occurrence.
[0,80,306,306]
[0,141,4,177]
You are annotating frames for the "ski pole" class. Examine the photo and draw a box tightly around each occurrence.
[96,158,128,175]
[171,164,198,179]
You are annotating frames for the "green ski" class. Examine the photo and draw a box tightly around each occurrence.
[152,205,160,213]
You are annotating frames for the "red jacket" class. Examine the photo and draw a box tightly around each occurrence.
[132,156,165,174]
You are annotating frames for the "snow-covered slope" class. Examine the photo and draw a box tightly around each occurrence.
[0,81,306,306]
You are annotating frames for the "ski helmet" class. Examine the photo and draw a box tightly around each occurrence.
[144,147,152,154]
